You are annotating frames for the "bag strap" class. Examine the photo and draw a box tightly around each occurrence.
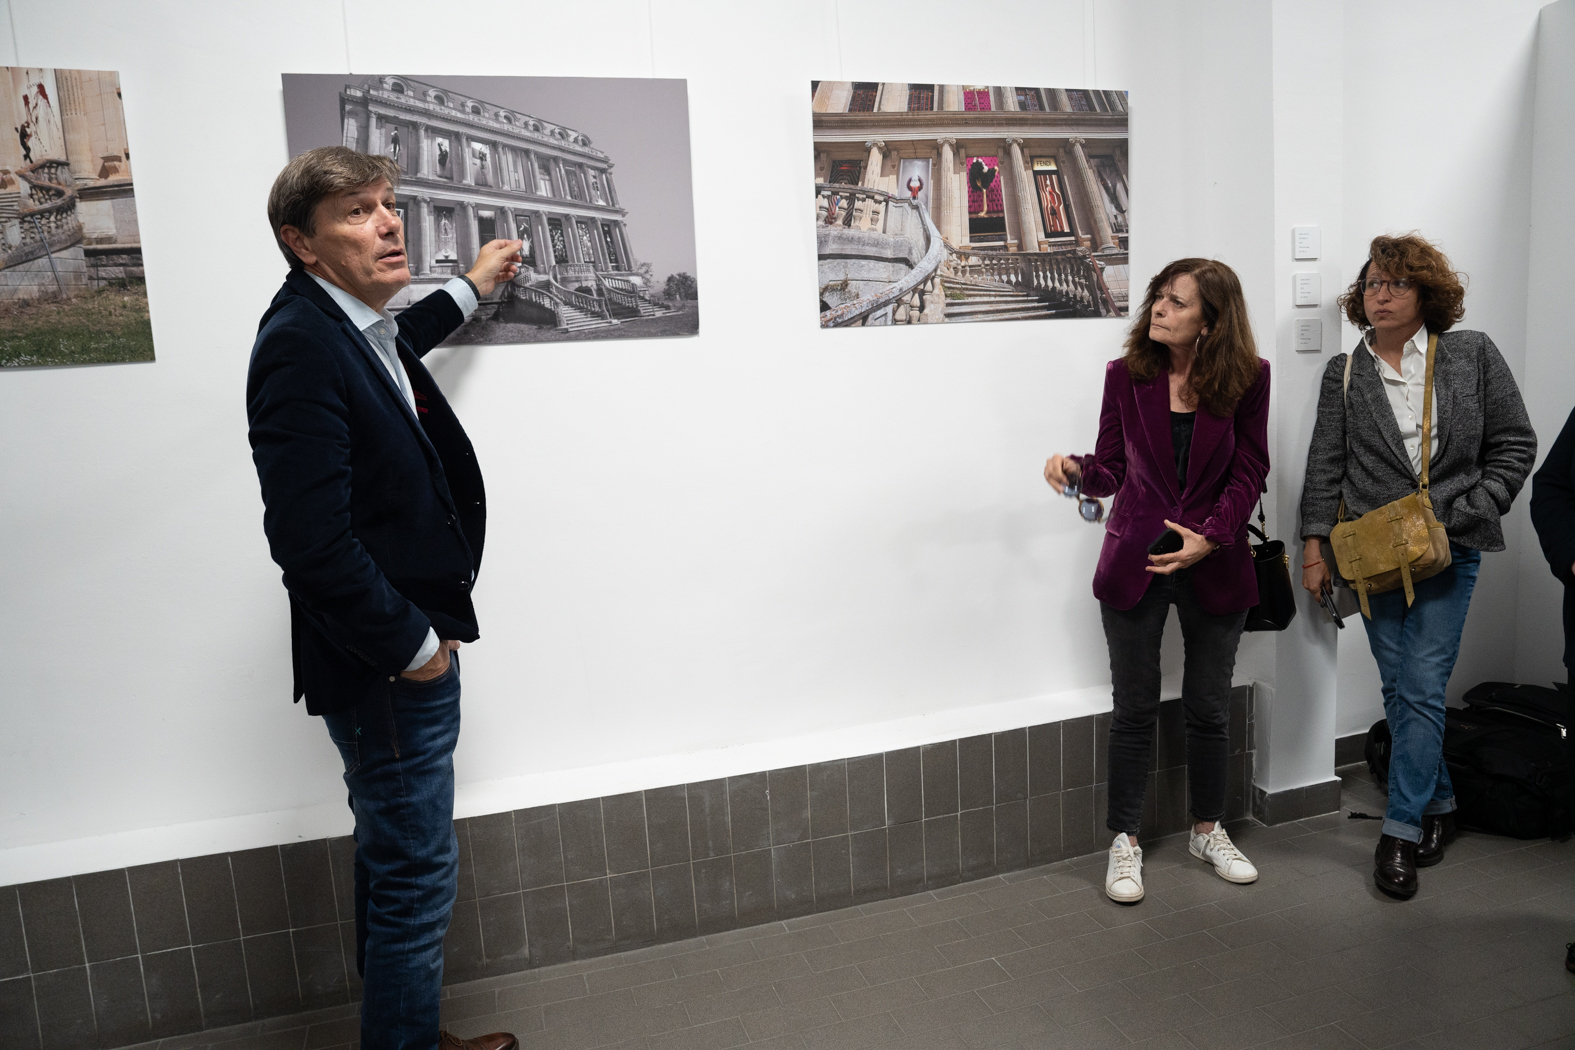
[1338,352,1353,522]
[1420,332,1437,494]
[1247,498,1269,546]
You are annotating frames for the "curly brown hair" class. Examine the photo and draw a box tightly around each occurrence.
[1123,258,1260,417]
[1337,233,1467,331]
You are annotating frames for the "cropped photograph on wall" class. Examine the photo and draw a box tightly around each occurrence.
[281,74,699,344]
[811,81,1129,328]
[0,66,151,368]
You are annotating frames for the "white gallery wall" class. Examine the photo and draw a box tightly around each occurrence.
[1516,0,1575,693]
[0,0,1561,885]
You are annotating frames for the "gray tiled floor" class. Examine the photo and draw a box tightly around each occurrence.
[128,765,1575,1050]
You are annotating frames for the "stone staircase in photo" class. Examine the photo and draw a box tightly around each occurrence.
[940,277,1077,323]
[558,299,619,332]
[631,293,670,318]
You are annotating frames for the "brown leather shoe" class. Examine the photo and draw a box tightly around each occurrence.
[439,1031,518,1050]
[1374,834,1418,899]
[1414,812,1455,868]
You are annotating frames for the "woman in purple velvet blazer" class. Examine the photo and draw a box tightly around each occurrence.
[1045,258,1270,905]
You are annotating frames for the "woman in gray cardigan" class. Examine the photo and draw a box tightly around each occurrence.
[1300,234,1535,899]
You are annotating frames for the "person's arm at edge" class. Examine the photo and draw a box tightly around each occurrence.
[1531,404,1575,587]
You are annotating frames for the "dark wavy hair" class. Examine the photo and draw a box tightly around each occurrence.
[1337,233,1467,332]
[1123,258,1259,417]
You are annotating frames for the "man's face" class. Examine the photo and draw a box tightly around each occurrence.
[286,179,409,310]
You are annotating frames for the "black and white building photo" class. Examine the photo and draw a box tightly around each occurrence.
[282,74,699,344]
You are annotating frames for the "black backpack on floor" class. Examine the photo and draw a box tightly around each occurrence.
[1363,681,1573,840]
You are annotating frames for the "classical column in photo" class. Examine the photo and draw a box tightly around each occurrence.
[459,132,473,185]
[522,149,539,195]
[461,201,479,268]
[414,122,431,177]
[612,222,635,274]
[861,140,885,188]
[414,196,433,277]
[561,214,584,266]
[1068,136,1119,251]
[55,69,94,180]
[942,84,963,111]
[366,110,380,154]
[597,222,621,270]
[1005,138,1042,252]
[531,210,550,274]
[604,171,620,207]
[498,206,516,252]
[936,138,961,247]
[586,216,610,270]
[1052,88,1072,112]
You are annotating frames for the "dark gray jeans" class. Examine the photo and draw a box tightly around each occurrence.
[1100,568,1246,836]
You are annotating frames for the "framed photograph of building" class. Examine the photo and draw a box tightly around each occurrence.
[811,81,1129,328]
[282,74,699,344]
[0,66,152,368]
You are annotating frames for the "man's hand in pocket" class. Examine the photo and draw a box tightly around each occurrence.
[401,639,460,682]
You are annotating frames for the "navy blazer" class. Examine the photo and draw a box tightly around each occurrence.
[247,269,486,714]
[1531,405,1575,671]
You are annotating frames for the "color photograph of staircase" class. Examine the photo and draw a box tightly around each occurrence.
[939,277,1087,323]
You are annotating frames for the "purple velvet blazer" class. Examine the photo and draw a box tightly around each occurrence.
[1077,357,1271,614]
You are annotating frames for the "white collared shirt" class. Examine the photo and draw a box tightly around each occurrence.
[307,272,480,671]
[1365,326,1439,477]
[307,272,478,417]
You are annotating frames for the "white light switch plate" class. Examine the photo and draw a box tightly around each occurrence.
[1294,318,1323,352]
[1293,225,1321,260]
[1293,272,1322,307]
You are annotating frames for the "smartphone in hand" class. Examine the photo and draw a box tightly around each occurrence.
[1147,528,1184,556]
[1318,587,1345,628]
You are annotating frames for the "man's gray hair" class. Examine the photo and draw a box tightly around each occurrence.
[267,146,401,269]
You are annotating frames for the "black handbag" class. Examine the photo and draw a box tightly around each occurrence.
[1365,682,1573,839]
[1244,500,1297,632]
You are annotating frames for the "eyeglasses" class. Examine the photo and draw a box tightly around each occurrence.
[1062,470,1105,523]
[1362,278,1415,297]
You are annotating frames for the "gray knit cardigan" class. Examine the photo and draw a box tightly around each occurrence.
[1299,329,1536,552]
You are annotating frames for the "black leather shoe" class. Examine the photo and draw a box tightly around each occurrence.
[1414,813,1455,868]
[1374,834,1418,899]
[439,1032,518,1050]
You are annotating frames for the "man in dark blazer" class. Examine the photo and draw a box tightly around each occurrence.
[1530,403,1575,974]
[248,146,521,1050]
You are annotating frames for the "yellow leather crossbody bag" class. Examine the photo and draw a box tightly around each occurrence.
[1328,333,1451,618]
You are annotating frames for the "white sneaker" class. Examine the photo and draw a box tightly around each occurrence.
[1190,825,1258,884]
[1105,833,1145,903]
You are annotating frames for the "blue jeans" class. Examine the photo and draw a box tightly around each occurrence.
[1360,544,1480,843]
[322,655,461,1050]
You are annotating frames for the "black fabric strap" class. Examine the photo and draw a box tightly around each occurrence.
[457,274,479,300]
